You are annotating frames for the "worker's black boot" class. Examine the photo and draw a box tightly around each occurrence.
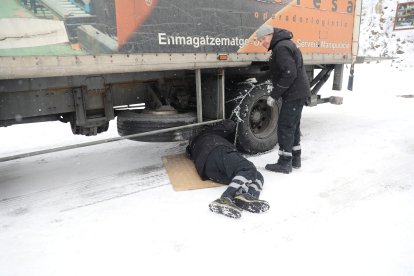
[265,155,292,174]
[292,150,301,169]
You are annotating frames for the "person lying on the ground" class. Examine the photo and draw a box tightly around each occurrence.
[186,119,270,219]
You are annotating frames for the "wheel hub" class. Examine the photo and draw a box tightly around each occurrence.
[251,110,262,123]
[249,99,272,136]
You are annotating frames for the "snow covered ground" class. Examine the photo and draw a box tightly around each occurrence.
[1,61,413,276]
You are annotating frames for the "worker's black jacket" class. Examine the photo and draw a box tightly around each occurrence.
[186,120,236,179]
[268,28,311,101]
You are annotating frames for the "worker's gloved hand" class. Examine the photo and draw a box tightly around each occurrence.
[267,96,275,107]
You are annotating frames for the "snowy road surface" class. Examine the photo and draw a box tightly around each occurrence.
[1,63,414,276]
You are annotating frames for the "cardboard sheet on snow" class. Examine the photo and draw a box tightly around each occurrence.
[162,154,223,191]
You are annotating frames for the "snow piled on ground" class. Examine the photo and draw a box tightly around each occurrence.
[0,61,413,276]
[360,0,414,69]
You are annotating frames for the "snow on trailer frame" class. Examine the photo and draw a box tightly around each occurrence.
[0,0,362,155]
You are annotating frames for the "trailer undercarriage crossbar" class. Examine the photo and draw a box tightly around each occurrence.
[0,119,223,163]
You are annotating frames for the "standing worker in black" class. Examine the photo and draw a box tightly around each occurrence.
[255,25,311,174]
[186,119,270,219]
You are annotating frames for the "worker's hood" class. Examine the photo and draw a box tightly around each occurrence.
[268,28,293,51]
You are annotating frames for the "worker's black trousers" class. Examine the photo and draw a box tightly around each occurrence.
[203,146,264,199]
[277,98,306,155]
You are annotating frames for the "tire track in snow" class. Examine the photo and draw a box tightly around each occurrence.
[0,165,170,216]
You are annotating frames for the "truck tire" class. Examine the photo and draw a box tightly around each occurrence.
[227,82,280,154]
[117,110,197,142]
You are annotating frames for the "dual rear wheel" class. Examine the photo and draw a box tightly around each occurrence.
[116,83,280,153]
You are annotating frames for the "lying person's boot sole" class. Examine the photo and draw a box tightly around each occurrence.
[208,201,242,219]
[234,195,270,213]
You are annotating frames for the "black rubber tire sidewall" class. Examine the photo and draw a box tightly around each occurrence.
[117,111,197,142]
[229,84,280,154]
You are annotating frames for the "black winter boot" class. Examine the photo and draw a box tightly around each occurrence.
[265,156,292,174]
[208,197,243,219]
[292,150,301,169]
[234,193,270,213]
